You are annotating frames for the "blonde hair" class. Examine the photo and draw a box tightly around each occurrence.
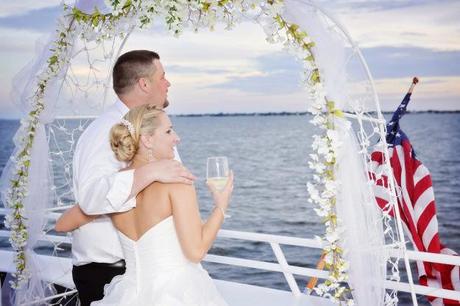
[110,104,164,162]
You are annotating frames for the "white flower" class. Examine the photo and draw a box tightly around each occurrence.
[325,152,334,163]
[314,208,328,217]
[307,182,320,201]
[324,180,338,194]
[309,161,325,174]
[325,231,339,244]
[310,115,326,126]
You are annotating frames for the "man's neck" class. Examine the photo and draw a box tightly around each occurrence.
[119,94,147,110]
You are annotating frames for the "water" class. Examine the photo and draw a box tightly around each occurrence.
[1,113,459,305]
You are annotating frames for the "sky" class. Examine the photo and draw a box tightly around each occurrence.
[0,0,459,118]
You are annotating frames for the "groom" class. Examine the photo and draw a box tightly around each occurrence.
[72,50,195,306]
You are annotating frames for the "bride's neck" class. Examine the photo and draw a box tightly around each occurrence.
[130,154,157,168]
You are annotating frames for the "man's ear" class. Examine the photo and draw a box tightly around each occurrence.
[137,77,149,92]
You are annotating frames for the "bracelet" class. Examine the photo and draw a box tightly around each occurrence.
[215,205,231,220]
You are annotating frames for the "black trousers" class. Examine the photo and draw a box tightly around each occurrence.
[72,261,126,306]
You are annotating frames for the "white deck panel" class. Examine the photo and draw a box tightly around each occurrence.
[0,250,333,305]
[215,280,335,306]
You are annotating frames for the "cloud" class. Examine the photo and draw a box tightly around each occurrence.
[320,0,460,51]
[376,76,460,111]
[362,47,460,79]
[0,0,60,18]
[0,5,61,31]
[167,65,232,75]
[317,0,441,12]
[207,52,304,94]
[0,1,459,117]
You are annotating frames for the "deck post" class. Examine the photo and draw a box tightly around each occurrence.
[270,242,301,296]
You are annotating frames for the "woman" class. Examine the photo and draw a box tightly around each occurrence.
[56,104,233,305]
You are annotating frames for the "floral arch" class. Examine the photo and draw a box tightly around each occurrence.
[0,0,411,305]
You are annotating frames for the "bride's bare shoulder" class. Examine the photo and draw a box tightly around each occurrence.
[164,183,196,199]
[143,182,195,196]
[141,182,169,197]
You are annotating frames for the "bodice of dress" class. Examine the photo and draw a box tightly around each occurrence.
[92,215,228,306]
[117,216,192,290]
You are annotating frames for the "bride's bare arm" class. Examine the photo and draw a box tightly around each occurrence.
[55,204,97,232]
[169,172,233,263]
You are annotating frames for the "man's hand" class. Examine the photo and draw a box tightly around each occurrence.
[150,160,196,184]
[412,77,419,85]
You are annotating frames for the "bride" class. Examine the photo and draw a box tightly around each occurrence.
[56,104,233,306]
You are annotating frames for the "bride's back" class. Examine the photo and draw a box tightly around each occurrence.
[111,182,172,241]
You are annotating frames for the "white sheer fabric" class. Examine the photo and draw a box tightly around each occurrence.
[0,14,77,306]
[334,119,386,305]
[282,1,386,305]
[283,0,377,113]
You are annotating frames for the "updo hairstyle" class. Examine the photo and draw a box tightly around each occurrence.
[110,104,164,162]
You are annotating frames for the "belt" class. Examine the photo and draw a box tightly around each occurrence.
[76,260,126,269]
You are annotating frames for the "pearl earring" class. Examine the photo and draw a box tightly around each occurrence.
[148,148,154,161]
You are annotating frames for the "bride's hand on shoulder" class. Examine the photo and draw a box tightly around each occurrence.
[207,171,234,210]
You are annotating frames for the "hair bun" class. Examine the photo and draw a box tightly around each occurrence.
[110,123,138,162]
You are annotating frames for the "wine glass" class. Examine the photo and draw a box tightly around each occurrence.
[206,156,229,191]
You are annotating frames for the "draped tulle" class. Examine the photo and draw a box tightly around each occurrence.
[283,1,387,304]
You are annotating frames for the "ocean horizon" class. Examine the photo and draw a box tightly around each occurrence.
[1,113,459,306]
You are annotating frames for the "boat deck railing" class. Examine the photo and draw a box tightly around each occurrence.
[1,207,460,304]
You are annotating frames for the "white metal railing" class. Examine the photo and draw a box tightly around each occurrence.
[343,112,386,124]
[20,290,78,306]
[1,223,459,302]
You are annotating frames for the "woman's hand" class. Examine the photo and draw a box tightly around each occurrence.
[207,171,234,211]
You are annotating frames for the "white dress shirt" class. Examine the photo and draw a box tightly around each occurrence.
[71,100,181,266]
[72,100,133,266]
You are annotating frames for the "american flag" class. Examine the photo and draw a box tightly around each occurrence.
[369,93,460,305]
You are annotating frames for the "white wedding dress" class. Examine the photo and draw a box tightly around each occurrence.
[91,216,228,306]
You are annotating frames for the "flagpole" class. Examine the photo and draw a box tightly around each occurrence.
[376,79,420,306]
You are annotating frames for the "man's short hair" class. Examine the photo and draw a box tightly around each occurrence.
[112,50,160,96]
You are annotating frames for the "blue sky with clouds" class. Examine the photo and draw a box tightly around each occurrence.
[0,0,459,118]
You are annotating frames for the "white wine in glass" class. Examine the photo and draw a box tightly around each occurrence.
[206,157,229,191]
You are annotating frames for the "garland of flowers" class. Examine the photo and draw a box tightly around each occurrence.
[268,15,352,304]
[3,12,77,288]
[3,1,139,289]
[6,0,350,302]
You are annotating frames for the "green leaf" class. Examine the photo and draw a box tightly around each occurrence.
[304,41,315,49]
[333,109,344,118]
[218,0,229,6]
[202,2,211,11]
[122,0,132,10]
[48,55,58,66]
[289,24,299,32]
[92,16,100,27]
[310,69,320,83]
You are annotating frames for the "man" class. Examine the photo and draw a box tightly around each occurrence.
[72,50,195,305]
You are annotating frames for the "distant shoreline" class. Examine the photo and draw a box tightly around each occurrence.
[0,110,459,120]
[173,110,460,117]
